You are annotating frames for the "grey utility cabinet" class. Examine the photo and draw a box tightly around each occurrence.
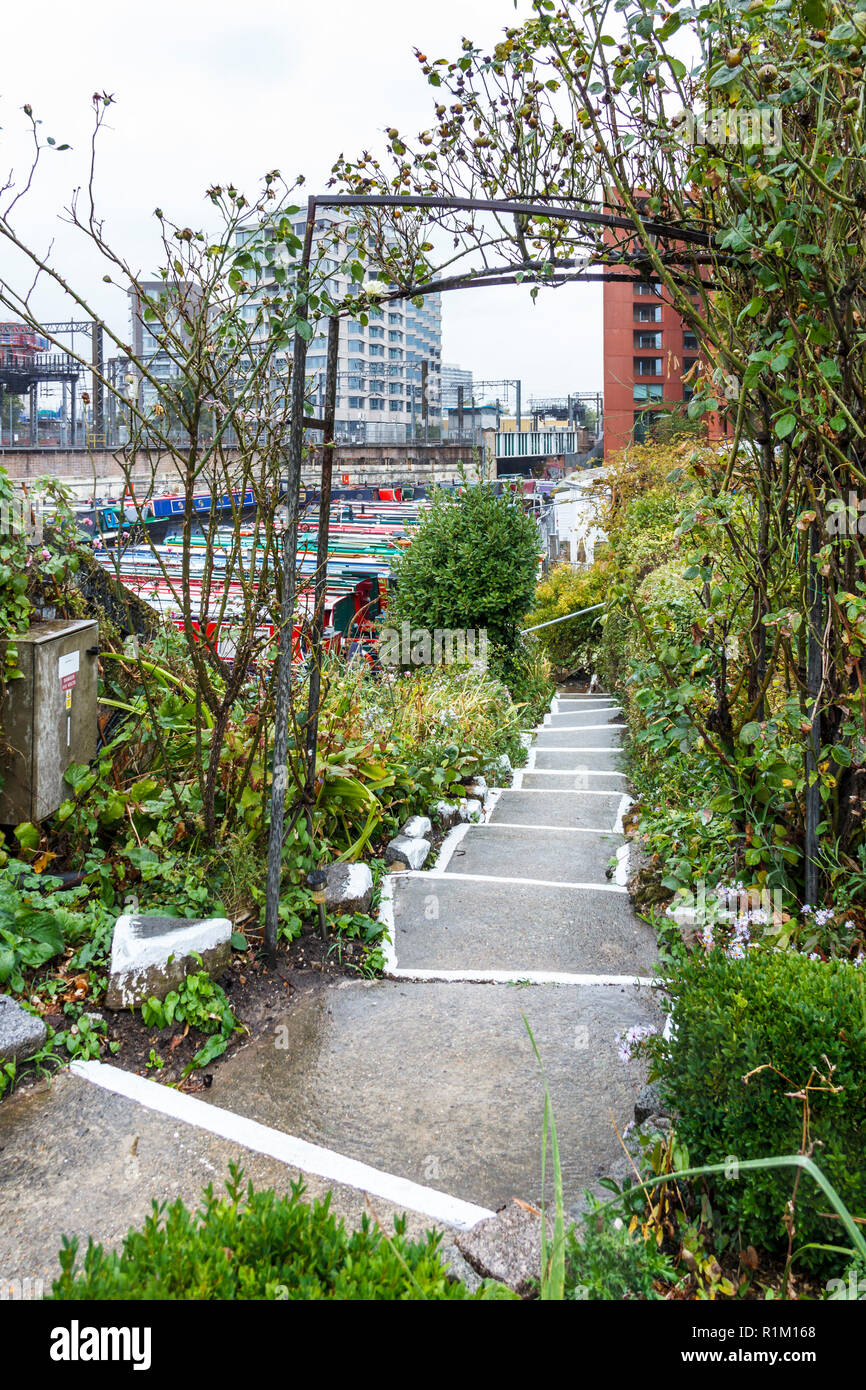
[0,618,98,824]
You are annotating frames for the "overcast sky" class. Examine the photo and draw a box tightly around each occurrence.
[0,0,603,397]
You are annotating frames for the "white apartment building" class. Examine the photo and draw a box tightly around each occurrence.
[238,211,442,443]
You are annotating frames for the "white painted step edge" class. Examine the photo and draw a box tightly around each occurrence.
[70,1060,494,1231]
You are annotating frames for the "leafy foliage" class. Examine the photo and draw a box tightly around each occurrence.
[563,1204,676,1301]
[140,966,240,1072]
[390,473,540,660]
[647,949,866,1274]
[525,561,609,673]
[50,1165,514,1300]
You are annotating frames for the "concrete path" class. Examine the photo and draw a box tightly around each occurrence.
[0,689,660,1279]
[198,687,659,1217]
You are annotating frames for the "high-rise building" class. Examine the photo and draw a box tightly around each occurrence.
[603,274,702,458]
[440,363,473,410]
[238,212,442,442]
[601,187,723,459]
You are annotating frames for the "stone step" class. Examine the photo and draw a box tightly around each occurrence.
[544,710,624,730]
[390,875,656,977]
[519,770,627,792]
[555,690,613,699]
[0,1070,444,1288]
[556,689,617,700]
[442,823,623,885]
[534,726,622,751]
[532,748,626,773]
[204,979,661,1215]
[489,787,626,831]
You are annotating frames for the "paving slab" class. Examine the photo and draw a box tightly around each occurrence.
[0,1070,445,1289]
[532,748,626,773]
[443,823,622,885]
[555,690,614,699]
[545,710,625,730]
[391,875,657,976]
[490,788,625,831]
[520,770,628,792]
[203,978,661,1214]
[534,726,622,750]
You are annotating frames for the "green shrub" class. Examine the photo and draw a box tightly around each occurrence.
[525,561,610,673]
[50,1167,514,1300]
[649,949,866,1273]
[563,1204,676,1300]
[390,475,540,661]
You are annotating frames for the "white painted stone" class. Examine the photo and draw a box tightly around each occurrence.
[463,776,487,799]
[460,797,484,823]
[105,914,232,1011]
[325,862,373,915]
[431,800,461,829]
[400,815,432,839]
[385,836,432,869]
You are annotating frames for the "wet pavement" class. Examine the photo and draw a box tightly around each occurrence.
[202,977,660,1216]
[390,876,656,975]
[0,1070,446,1288]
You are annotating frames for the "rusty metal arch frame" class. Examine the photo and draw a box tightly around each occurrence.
[263,191,712,954]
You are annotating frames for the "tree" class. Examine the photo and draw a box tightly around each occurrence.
[390,473,540,668]
[0,97,352,841]
[330,0,866,898]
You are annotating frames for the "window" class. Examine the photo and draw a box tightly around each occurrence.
[369,380,385,395]
[306,355,327,370]
[389,382,402,395]
[388,365,403,378]
[683,357,699,376]
[349,357,365,371]
[369,344,384,357]
[388,348,401,360]
[389,400,403,411]
[683,385,694,402]
[634,331,662,350]
[348,396,365,409]
[388,330,403,342]
[348,339,365,354]
[348,376,364,390]
[634,358,664,377]
[683,332,699,351]
[388,312,402,324]
[634,305,662,323]
[369,398,385,410]
[369,326,384,339]
[634,281,661,296]
[633,383,664,402]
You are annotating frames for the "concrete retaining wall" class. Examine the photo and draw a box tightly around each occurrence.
[0,441,488,499]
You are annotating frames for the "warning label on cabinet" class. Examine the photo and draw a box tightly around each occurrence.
[58,651,80,681]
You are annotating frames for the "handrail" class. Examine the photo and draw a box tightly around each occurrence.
[521,602,604,634]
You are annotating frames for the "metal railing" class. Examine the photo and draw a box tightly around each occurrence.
[521,602,604,634]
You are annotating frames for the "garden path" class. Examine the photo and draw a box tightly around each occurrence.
[0,690,662,1283]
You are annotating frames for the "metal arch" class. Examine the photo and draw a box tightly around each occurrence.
[263,188,711,953]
